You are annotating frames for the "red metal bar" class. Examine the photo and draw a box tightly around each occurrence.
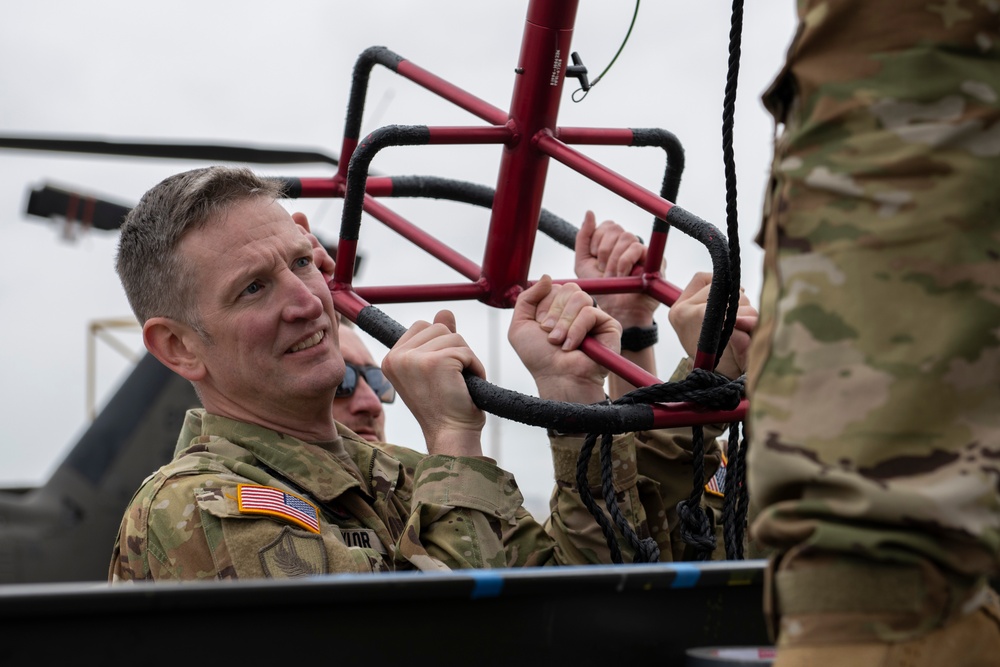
[551,275,647,295]
[645,276,681,307]
[481,0,581,307]
[581,337,661,387]
[330,288,369,324]
[337,138,358,180]
[396,60,510,126]
[333,238,360,287]
[295,177,343,198]
[645,226,668,273]
[355,282,487,304]
[556,127,635,145]
[535,132,674,221]
[362,196,483,281]
[650,399,747,428]
[425,125,514,145]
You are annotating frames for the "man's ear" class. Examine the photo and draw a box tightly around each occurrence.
[291,211,310,232]
[143,317,207,382]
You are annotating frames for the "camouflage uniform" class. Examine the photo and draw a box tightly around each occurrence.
[109,409,652,580]
[746,0,1000,654]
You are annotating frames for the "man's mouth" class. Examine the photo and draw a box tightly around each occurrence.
[288,330,324,353]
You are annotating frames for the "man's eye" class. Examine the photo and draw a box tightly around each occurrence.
[241,282,263,297]
[294,256,312,269]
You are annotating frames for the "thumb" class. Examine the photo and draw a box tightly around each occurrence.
[574,211,597,266]
[512,275,553,324]
[433,309,457,333]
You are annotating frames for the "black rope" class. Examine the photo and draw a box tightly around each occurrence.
[676,425,717,560]
[600,430,660,563]
[722,421,750,559]
[576,433,626,564]
[733,425,751,551]
[715,0,745,360]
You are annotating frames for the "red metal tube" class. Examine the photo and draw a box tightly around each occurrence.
[425,125,513,145]
[396,60,509,126]
[481,0,581,307]
[556,127,635,145]
[363,196,482,281]
[535,132,674,220]
[355,282,488,305]
[650,399,747,428]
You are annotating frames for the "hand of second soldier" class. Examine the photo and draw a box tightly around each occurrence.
[508,275,621,404]
[574,211,662,329]
[668,271,758,380]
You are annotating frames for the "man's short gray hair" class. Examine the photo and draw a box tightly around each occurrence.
[115,166,284,333]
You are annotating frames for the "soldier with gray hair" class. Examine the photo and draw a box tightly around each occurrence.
[746,1,1000,665]
[109,165,644,579]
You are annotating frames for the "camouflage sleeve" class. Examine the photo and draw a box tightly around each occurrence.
[109,475,227,581]
[398,454,524,570]
[746,0,1000,578]
[111,470,382,581]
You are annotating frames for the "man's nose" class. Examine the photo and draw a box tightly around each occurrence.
[349,377,384,414]
[281,275,325,322]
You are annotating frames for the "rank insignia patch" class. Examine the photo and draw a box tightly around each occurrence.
[705,453,727,498]
[238,484,321,534]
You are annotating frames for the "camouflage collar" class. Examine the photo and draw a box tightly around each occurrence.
[176,409,368,503]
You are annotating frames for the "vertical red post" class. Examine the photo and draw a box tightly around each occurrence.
[480,0,580,306]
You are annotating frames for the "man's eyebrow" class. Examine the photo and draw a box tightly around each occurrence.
[220,262,262,296]
[292,235,314,258]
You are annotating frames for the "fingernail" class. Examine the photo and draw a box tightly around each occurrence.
[542,318,556,330]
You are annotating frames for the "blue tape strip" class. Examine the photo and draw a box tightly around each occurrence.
[469,571,504,599]
[670,563,701,589]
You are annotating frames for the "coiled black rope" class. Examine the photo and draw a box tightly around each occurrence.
[676,425,717,560]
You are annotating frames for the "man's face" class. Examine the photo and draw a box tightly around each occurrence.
[180,197,343,421]
[332,329,387,442]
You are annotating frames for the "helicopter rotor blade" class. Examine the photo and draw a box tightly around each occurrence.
[0,135,339,166]
[24,182,363,276]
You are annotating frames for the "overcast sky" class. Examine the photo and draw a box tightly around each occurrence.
[0,1,796,515]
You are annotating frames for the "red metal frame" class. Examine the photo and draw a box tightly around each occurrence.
[294,0,746,428]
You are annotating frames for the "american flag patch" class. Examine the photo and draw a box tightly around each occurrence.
[237,484,321,534]
[704,452,727,498]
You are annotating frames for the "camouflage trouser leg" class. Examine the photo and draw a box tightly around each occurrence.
[746,0,1000,580]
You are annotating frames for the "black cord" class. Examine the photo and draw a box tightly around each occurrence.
[571,0,641,102]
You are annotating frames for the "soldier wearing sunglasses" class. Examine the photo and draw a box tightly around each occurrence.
[332,326,394,443]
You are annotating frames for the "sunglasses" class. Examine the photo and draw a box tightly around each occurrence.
[336,362,396,404]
